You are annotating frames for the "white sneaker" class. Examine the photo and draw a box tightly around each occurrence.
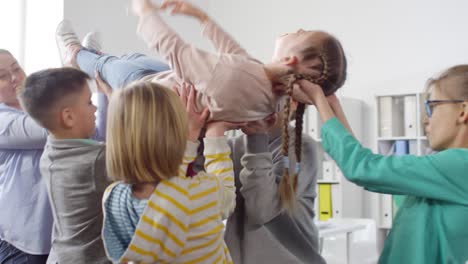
[82,31,102,53]
[55,20,81,66]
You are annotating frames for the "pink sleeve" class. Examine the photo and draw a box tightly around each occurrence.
[202,19,251,58]
[137,12,217,84]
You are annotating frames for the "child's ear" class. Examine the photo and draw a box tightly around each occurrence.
[61,107,75,128]
[281,56,298,66]
[459,102,468,123]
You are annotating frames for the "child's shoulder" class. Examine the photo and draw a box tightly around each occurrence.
[42,139,106,180]
[45,138,105,155]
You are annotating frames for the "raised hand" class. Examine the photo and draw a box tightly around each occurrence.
[291,80,325,105]
[173,82,210,142]
[95,71,112,98]
[160,0,208,22]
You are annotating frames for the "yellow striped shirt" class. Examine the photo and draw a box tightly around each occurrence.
[103,137,235,264]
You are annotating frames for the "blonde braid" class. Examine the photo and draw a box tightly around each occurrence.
[278,80,296,214]
[293,102,305,191]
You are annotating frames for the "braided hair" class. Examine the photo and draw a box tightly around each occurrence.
[278,54,332,215]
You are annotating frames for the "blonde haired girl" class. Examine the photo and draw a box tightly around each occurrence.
[102,82,241,263]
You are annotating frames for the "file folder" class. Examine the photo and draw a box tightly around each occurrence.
[404,96,417,137]
[319,184,333,221]
[379,96,404,137]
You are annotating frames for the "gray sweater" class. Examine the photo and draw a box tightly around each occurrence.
[40,137,111,264]
[225,127,326,264]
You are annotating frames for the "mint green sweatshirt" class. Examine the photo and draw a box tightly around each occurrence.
[321,117,468,264]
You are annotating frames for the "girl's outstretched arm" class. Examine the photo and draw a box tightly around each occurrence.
[160,0,251,57]
[133,0,217,84]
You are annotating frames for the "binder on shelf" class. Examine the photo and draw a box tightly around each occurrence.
[306,108,321,140]
[322,161,335,181]
[318,184,333,221]
[316,145,325,181]
[331,184,342,218]
[394,140,409,155]
[404,96,417,137]
[378,96,404,137]
[334,165,342,183]
[379,194,393,228]
[409,140,418,155]
[393,140,409,217]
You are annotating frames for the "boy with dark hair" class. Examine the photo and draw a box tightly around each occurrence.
[19,67,111,264]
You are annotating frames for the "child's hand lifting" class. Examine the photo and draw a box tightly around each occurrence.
[173,83,210,142]
[160,0,209,23]
[95,71,112,98]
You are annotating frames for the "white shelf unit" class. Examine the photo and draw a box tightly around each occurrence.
[305,97,365,221]
[375,92,432,231]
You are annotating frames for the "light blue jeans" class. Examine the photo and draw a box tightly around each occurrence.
[76,48,170,90]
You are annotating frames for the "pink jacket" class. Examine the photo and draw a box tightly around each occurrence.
[137,12,279,122]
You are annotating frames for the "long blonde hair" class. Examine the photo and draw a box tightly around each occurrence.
[106,81,188,184]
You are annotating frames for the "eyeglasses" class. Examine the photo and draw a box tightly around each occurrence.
[424,99,465,117]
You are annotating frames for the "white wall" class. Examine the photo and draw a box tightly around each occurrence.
[24,0,63,73]
[0,0,25,64]
[64,0,212,58]
[1,0,63,73]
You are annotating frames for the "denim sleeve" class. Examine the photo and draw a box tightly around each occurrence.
[0,111,47,150]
